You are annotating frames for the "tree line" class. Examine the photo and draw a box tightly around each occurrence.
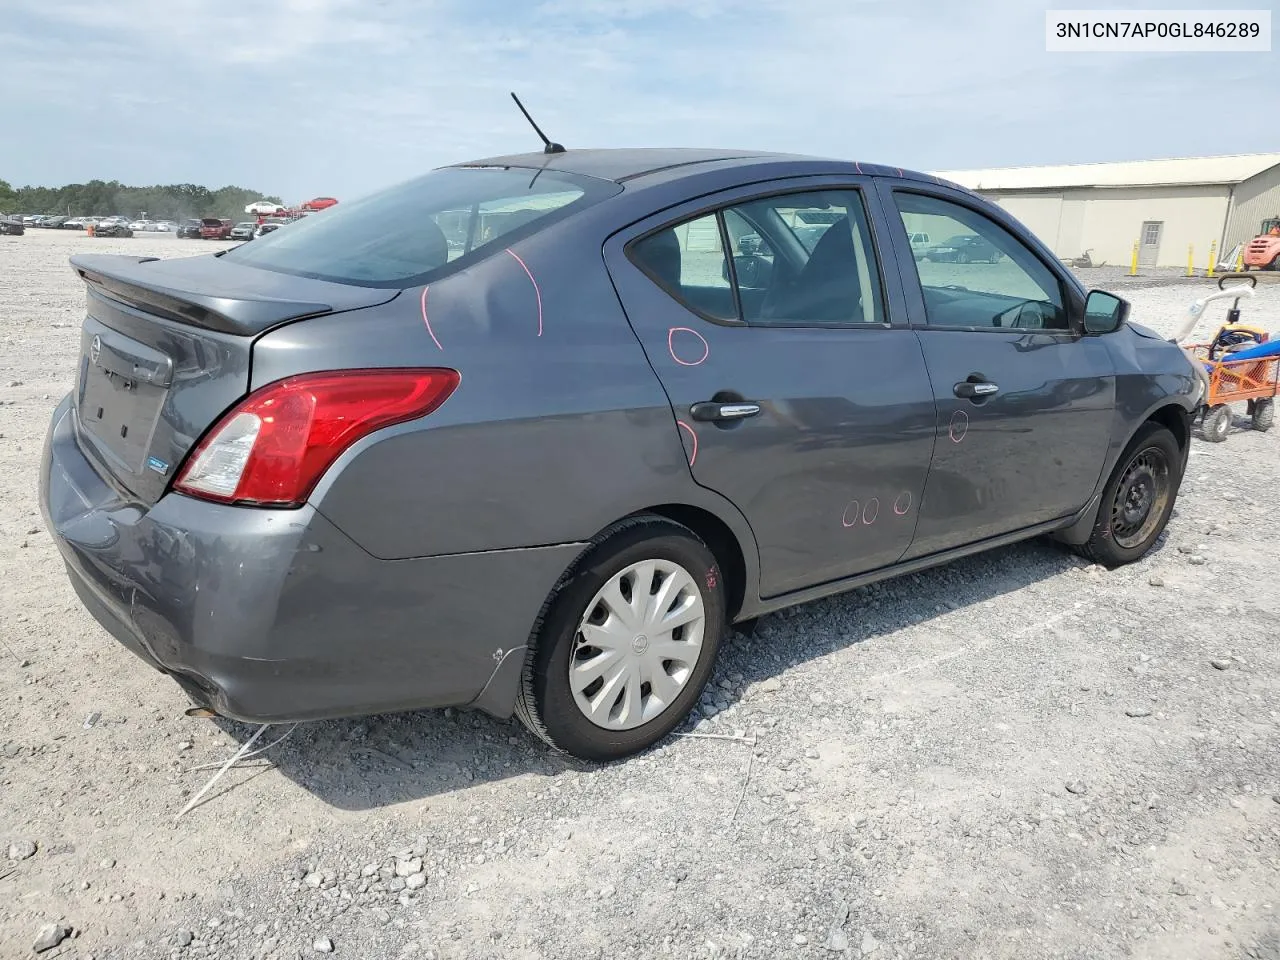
[0,178,283,221]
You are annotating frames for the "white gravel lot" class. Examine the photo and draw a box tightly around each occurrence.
[1,230,1278,960]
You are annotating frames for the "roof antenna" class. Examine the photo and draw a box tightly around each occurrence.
[510,92,565,154]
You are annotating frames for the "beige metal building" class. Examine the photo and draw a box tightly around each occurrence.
[933,153,1280,269]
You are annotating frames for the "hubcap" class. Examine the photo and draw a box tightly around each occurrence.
[1110,447,1170,549]
[569,559,706,731]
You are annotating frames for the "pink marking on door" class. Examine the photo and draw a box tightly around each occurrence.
[949,410,969,444]
[420,286,442,351]
[505,248,543,337]
[862,498,880,525]
[842,500,861,528]
[893,491,912,516]
[668,326,710,366]
[676,419,698,467]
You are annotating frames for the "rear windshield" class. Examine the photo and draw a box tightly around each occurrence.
[223,166,621,288]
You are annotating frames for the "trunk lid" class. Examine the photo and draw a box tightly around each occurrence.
[68,252,399,505]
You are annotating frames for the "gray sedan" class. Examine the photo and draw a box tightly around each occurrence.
[40,148,1203,762]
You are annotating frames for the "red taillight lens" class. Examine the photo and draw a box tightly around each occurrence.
[173,368,459,507]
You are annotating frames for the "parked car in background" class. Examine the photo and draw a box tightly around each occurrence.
[924,233,1002,263]
[40,148,1204,763]
[176,219,203,239]
[153,221,175,232]
[93,218,134,238]
[907,231,932,258]
[41,216,69,229]
[128,220,154,232]
[0,215,25,236]
[253,218,287,238]
[200,218,234,240]
[228,222,257,241]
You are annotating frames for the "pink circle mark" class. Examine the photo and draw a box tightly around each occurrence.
[949,410,969,444]
[668,326,710,366]
[841,500,861,528]
[893,491,912,516]
[676,419,698,467]
[862,498,880,525]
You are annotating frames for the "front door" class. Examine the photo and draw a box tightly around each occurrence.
[878,184,1117,559]
[604,180,937,598]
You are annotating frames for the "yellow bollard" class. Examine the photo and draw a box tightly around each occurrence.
[1235,247,1244,272]
[1207,240,1217,278]
[1129,239,1139,276]
[1186,244,1194,277]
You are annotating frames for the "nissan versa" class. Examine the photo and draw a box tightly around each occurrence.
[40,148,1205,762]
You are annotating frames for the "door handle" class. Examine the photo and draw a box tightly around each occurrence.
[689,401,761,422]
[953,380,999,399]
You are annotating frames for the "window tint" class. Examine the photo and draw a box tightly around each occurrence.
[224,167,619,287]
[894,192,1067,330]
[629,213,737,321]
[729,190,884,325]
[629,189,886,327]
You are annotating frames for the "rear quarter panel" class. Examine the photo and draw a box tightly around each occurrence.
[250,206,761,577]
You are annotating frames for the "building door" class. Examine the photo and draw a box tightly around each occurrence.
[1139,221,1163,268]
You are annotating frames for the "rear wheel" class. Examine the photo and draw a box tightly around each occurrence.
[1202,404,1232,442]
[1076,423,1182,568]
[1252,398,1274,431]
[515,515,725,762]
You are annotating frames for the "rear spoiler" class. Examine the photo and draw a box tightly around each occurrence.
[69,254,398,336]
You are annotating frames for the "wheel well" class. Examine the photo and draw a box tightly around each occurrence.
[642,504,747,621]
[1146,404,1190,453]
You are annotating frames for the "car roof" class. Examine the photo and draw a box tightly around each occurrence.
[449,147,963,191]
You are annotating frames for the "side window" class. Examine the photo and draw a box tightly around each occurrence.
[727,189,885,326]
[628,188,886,327]
[629,213,737,321]
[894,192,1067,331]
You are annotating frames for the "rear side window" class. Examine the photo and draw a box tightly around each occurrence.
[628,188,886,327]
[224,167,621,288]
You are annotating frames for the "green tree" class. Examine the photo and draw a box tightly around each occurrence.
[3,179,283,220]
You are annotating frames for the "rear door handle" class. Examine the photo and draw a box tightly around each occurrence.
[689,401,761,422]
[954,380,999,399]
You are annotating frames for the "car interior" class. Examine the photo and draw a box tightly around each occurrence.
[629,190,885,326]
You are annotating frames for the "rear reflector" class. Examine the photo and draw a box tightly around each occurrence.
[174,368,459,507]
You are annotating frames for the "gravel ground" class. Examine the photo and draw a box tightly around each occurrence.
[2,230,1278,960]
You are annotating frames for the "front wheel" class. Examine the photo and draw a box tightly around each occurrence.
[1076,423,1183,568]
[1202,404,1232,442]
[515,515,725,762]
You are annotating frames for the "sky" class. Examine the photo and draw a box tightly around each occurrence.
[3,0,1275,204]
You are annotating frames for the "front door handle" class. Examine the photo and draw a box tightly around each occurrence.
[689,401,761,423]
[954,380,999,399]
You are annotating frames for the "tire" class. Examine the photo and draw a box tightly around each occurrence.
[515,515,726,762]
[1202,404,1232,443]
[1252,398,1274,431]
[1076,422,1183,568]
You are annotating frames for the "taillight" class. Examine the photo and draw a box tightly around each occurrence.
[173,368,459,507]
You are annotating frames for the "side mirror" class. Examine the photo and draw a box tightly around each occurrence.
[1083,289,1129,334]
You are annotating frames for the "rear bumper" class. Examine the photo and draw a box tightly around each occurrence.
[40,394,582,723]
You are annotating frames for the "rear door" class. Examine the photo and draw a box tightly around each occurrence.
[604,178,937,599]
[877,182,1116,558]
